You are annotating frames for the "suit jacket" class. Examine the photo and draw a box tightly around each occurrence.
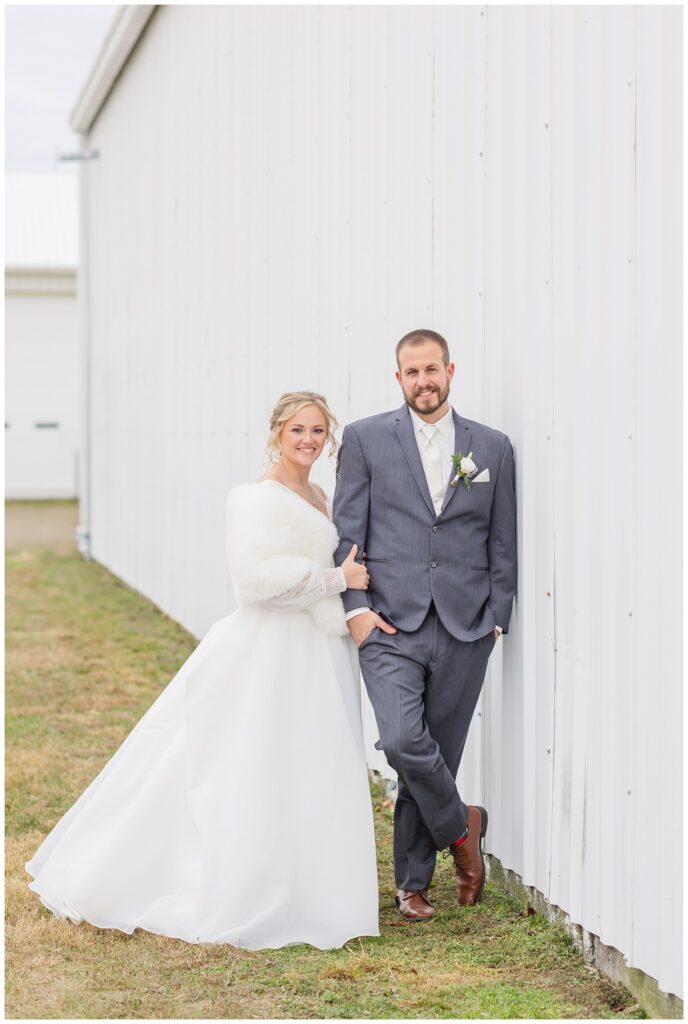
[332,403,517,640]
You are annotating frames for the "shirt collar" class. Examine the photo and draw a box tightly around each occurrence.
[408,403,455,439]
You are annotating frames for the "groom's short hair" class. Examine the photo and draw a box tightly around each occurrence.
[395,329,450,367]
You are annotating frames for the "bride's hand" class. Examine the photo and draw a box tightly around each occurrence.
[342,544,370,590]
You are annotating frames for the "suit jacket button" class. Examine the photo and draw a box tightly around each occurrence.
[432,525,439,532]
[430,560,437,568]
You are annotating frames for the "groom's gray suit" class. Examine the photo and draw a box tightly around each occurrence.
[333,402,517,892]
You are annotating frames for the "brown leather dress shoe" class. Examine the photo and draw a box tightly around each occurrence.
[449,805,488,905]
[395,889,434,921]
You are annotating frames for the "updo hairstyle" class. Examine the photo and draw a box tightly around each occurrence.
[266,391,340,464]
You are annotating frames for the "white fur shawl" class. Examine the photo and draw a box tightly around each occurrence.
[225,481,348,637]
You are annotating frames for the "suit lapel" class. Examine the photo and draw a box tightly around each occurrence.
[394,405,436,517]
[440,409,472,515]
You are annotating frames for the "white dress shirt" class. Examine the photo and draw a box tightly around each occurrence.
[408,403,455,513]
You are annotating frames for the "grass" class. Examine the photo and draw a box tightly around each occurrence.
[5,543,646,1019]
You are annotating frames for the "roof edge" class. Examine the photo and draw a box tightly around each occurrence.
[6,265,77,275]
[6,267,77,297]
[69,5,157,134]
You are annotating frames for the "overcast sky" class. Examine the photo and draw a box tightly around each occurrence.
[5,5,117,174]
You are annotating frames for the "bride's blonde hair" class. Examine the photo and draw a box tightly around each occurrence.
[266,391,339,464]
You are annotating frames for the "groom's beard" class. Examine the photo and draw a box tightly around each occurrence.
[405,381,450,417]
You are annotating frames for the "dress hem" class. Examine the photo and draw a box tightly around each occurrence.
[27,871,380,951]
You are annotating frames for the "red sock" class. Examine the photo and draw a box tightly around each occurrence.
[451,826,469,848]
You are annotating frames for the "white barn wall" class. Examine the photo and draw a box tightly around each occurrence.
[78,5,681,999]
[5,174,80,500]
[5,271,80,498]
[632,5,682,989]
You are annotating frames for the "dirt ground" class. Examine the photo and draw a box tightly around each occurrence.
[5,500,79,554]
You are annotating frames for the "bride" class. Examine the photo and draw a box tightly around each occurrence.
[25,391,380,949]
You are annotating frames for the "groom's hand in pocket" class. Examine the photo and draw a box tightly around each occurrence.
[348,610,397,649]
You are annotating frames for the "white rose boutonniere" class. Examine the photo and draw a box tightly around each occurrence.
[450,450,479,491]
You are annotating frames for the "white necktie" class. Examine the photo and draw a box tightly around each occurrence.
[420,423,445,510]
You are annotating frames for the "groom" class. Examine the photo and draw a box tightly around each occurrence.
[333,329,516,921]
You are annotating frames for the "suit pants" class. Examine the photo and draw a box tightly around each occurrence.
[358,602,496,892]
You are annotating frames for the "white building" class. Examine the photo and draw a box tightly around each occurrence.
[69,6,682,1012]
[5,173,80,498]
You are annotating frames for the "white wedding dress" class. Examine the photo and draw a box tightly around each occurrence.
[25,480,380,949]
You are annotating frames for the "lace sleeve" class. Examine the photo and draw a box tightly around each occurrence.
[260,566,347,609]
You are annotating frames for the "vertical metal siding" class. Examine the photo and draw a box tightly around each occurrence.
[631,5,682,990]
[82,4,681,997]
